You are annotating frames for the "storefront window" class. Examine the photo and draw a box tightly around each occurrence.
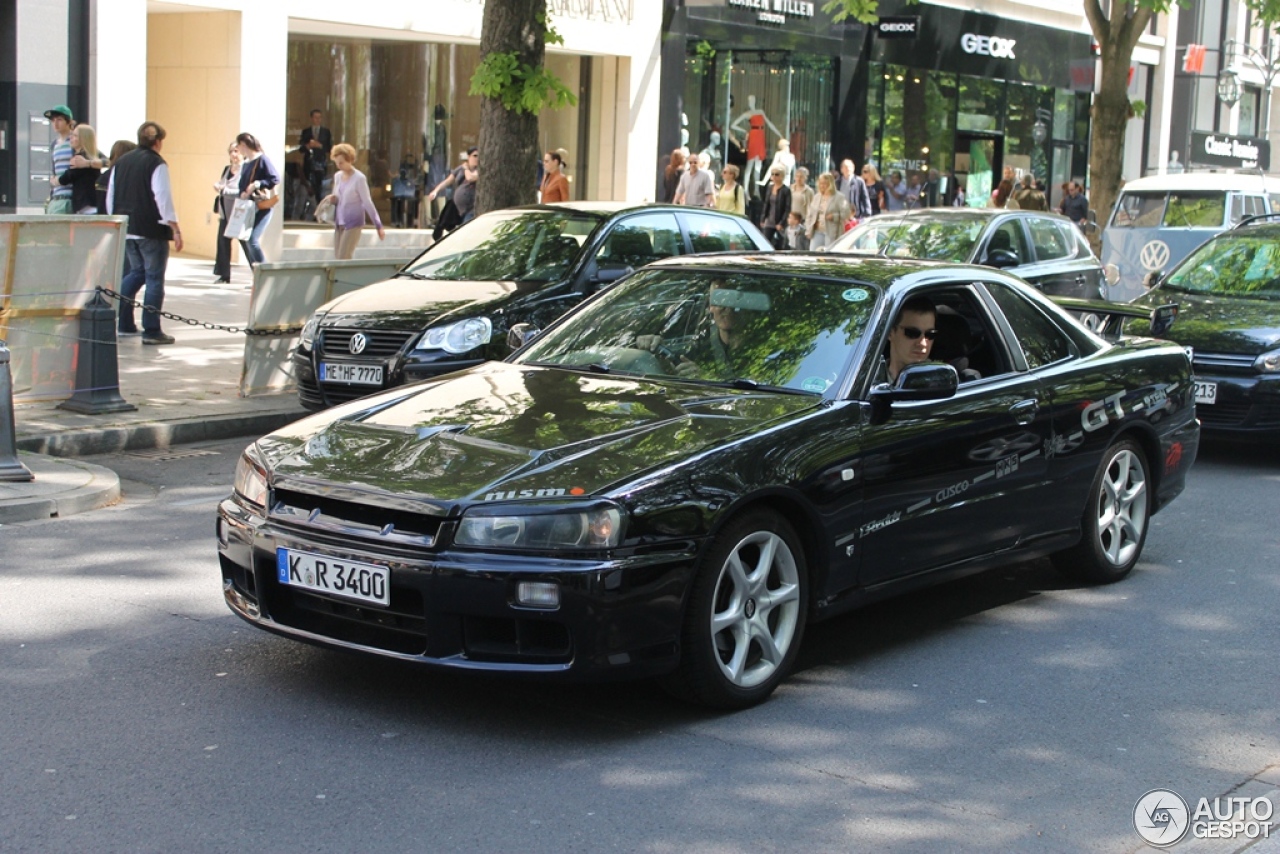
[681,45,834,193]
[286,37,588,229]
[876,65,955,193]
[958,75,1004,133]
[1004,83,1053,183]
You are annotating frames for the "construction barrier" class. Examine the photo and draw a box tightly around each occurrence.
[0,215,129,403]
[238,257,416,397]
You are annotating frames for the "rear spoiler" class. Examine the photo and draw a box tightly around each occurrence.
[1050,297,1179,341]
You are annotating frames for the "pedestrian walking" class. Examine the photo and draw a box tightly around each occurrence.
[213,143,242,282]
[992,166,1015,209]
[758,165,792,247]
[862,165,886,216]
[1012,174,1048,210]
[884,170,907,211]
[540,150,570,203]
[327,143,385,260]
[58,124,101,214]
[661,149,686,203]
[235,132,280,269]
[790,167,814,224]
[44,104,76,214]
[836,159,872,221]
[107,121,182,345]
[673,154,715,208]
[1062,181,1089,230]
[806,172,851,250]
[96,140,136,215]
[428,147,480,224]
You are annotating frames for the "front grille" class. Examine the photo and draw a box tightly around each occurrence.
[1194,352,1256,372]
[1198,400,1254,427]
[463,616,572,663]
[271,487,445,548]
[272,584,428,655]
[318,328,416,359]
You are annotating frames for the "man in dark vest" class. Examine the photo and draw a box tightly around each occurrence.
[107,121,183,344]
[300,109,332,215]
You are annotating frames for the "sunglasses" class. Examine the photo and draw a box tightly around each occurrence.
[898,325,938,340]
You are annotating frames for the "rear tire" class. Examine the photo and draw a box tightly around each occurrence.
[1052,439,1150,584]
[663,510,807,709]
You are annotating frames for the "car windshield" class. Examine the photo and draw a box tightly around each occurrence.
[830,215,985,262]
[1111,191,1225,228]
[401,209,605,282]
[1163,232,1280,299]
[516,268,879,393]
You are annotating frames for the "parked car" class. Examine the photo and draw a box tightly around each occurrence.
[293,203,774,410]
[1101,172,1280,301]
[1128,214,1280,437]
[827,208,1110,299]
[220,253,1199,709]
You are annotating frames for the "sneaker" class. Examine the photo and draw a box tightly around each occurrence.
[118,328,140,337]
[141,332,176,345]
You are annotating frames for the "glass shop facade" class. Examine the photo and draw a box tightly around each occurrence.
[660,0,1096,211]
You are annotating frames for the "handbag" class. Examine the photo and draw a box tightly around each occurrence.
[223,198,256,240]
[315,196,336,225]
[244,159,279,210]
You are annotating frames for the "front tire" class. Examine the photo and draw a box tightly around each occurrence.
[1053,439,1150,583]
[664,511,808,709]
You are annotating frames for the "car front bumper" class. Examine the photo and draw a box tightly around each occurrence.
[294,347,486,410]
[1193,370,1280,436]
[216,497,696,679]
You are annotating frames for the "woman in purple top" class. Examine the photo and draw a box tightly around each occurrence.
[327,143,385,259]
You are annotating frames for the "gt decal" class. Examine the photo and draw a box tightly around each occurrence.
[1082,391,1126,432]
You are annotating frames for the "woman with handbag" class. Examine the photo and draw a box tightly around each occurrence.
[325,143,385,260]
[235,132,281,268]
[805,172,851,251]
[212,143,242,283]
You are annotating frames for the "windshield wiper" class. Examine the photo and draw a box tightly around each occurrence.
[701,377,810,395]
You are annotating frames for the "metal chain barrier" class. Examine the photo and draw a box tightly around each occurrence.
[98,287,303,336]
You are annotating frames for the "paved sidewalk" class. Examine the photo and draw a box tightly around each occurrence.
[3,255,307,523]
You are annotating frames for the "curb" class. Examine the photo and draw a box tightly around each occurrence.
[15,408,307,458]
[0,454,121,524]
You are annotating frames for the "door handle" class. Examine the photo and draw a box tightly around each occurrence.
[1009,399,1039,425]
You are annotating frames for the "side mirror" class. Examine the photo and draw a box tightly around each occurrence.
[870,363,959,403]
[507,323,540,351]
[1142,270,1162,290]
[985,248,1020,269]
[1149,303,1178,337]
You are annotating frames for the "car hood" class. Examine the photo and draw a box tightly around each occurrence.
[318,276,525,330]
[1138,289,1280,355]
[259,362,819,504]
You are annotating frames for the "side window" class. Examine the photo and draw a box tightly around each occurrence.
[986,283,1074,370]
[1231,194,1246,224]
[1247,195,1266,219]
[1026,217,1071,262]
[985,220,1031,264]
[596,213,684,268]
[1270,193,1280,213]
[683,212,758,253]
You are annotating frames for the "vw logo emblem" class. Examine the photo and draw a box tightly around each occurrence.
[1139,240,1171,271]
[348,332,369,355]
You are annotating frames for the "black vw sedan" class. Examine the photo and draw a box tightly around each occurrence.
[828,208,1112,299]
[293,202,773,410]
[220,254,1199,708]
[1129,216,1280,437]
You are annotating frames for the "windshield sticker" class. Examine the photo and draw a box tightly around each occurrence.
[842,288,870,302]
[801,377,831,393]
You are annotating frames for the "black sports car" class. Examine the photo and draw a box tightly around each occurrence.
[293,203,773,409]
[219,254,1199,708]
[1128,216,1280,437]
[829,208,1113,299]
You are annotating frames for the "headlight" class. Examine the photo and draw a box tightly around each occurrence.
[233,446,269,509]
[1255,348,1280,373]
[455,504,622,550]
[415,317,493,355]
[299,314,324,349]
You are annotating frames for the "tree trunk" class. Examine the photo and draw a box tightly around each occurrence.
[476,0,544,215]
[1085,4,1151,254]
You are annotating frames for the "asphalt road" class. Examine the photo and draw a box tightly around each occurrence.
[1,437,1277,853]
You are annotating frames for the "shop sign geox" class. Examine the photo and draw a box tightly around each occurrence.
[1191,131,1271,171]
[961,32,1016,59]
[727,0,816,27]
[876,16,919,38]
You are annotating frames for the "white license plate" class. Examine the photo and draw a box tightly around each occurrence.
[1194,380,1217,405]
[320,361,383,385]
[276,548,390,607]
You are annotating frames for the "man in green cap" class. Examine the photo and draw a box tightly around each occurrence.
[44,105,75,214]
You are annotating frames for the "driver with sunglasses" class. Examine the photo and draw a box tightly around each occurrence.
[881,294,938,385]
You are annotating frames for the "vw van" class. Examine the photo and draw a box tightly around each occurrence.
[1100,172,1280,301]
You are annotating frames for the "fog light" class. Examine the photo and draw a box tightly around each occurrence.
[516,581,560,609]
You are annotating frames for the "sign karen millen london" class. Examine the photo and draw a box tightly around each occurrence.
[727,0,816,26]
[1191,131,1271,171]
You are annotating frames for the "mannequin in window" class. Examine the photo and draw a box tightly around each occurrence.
[731,95,781,198]
[760,138,795,188]
[701,131,723,177]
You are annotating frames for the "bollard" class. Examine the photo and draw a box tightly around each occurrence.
[0,340,34,482]
[57,288,137,414]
